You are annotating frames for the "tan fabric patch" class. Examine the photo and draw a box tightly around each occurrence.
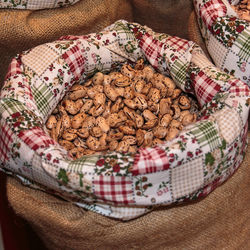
[22,45,59,76]
[172,157,204,200]
[216,108,241,144]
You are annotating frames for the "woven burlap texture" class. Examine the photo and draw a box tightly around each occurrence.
[6,134,250,250]
[0,0,193,87]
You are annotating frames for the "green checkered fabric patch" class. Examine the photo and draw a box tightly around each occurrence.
[234,29,250,61]
[113,22,138,40]
[0,99,27,116]
[170,60,189,89]
[68,155,99,174]
[31,82,54,117]
[190,121,222,151]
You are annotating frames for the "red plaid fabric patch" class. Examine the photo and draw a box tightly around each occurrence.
[139,33,163,68]
[93,176,134,204]
[62,44,86,81]
[5,57,22,80]
[229,79,250,96]
[131,146,169,176]
[18,127,56,152]
[166,36,190,53]
[192,71,221,105]
[0,122,13,164]
[200,0,227,31]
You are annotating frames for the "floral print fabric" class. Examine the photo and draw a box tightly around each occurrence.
[0,20,249,220]
[193,0,250,86]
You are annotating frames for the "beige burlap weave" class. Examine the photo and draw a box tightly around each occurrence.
[6,134,250,250]
[0,0,193,87]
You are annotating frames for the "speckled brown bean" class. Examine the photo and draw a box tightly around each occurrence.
[77,128,89,139]
[134,59,145,70]
[142,131,153,147]
[89,104,105,117]
[124,99,137,109]
[160,114,172,127]
[87,87,99,99]
[92,72,104,85]
[123,135,137,145]
[80,99,93,113]
[143,66,154,82]
[73,137,86,148]
[86,136,100,151]
[182,113,196,126]
[103,75,112,85]
[71,113,86,129]
[123,87,135,99]
[46,115,57,129]
[165,127,179,141]
[179,96,191,110]
[62,131,77,141]
[123,106,136,121]
[104,84,119,102]
[69,86,87,100]
[93,93,106,106]
[134,79,145,93]
[63,100,78,115]
[142,119,158,130]
[111,98,123,113]
[116,140,130,153]
[107,130,124,141]
[96,116,110,133]
[171,89,182,99]
[142,109,157,121]
[153,126,168,139]
[159,98,171,115]
[136,129,145,146]
[171,105,181,120]
[134,95,148,110]
[134,113,144,128]
[82,116,96,129]
[109,140,119,151]
[90,126,103,138]
[121,64,135,78]
[107,113,123,128]
[148,88,161,103]
[59,139,75,151]
[119,125,136,135]
[114,76,131,87]
[152,138,164,147]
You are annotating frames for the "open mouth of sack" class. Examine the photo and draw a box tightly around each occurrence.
[46,59,199,160]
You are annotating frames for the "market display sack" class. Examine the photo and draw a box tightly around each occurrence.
[193,0,250,86]
[0,20,249,220]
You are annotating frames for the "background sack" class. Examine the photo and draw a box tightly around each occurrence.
[0,0,193,87]
[193,0,250,86]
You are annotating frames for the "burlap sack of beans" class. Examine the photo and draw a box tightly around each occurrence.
[6,134,250,250]
[0,0,193,87]
[1,0,250,249]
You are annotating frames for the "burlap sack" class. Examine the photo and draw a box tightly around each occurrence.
[5,134,250,250]
[0,0,193,87]
[0,0,133,87]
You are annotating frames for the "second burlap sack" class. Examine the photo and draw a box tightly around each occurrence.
[0,0,193,87]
